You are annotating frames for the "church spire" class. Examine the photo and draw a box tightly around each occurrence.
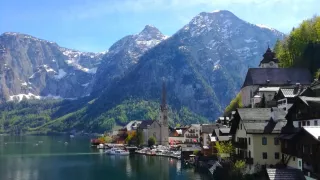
[161,81,167,110]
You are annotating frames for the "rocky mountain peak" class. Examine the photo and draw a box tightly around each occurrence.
[137,25,167,41]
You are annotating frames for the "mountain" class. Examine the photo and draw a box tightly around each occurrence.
[89,10,284,120]
[92,25,168,95]
[0,32,104,101]
[0,10,285,134]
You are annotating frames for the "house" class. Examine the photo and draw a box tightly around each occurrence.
[169,127,187,145]
[201,124,219,147]
[137,120,154,145]
[124,120,142,131]
[200,124,219,155]
[184,124,201,144]
[230,108,287,172]
[240,48,312,107]
[280,126,320,180]
[285,96,320,128]
[274,86,307,112]
[213,127,232,142]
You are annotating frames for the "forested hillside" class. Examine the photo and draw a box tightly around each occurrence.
[224,16,320,115]
[274,15,320,76]
[0,99,208,134]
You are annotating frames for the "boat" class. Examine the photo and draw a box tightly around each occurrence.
[110,149,130,156]
[97,144,104,149]
[105,148,119,154]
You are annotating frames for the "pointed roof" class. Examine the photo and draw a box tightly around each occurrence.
[259,47,279,65]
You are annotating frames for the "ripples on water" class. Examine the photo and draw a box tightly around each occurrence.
[0,136,211,180]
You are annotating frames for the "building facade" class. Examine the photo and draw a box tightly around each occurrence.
[230,108,287,172]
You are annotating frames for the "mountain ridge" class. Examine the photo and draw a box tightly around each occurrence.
[0,10,285,134]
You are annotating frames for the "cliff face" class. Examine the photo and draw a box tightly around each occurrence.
[89,10,284,119]
[0,32,104,101]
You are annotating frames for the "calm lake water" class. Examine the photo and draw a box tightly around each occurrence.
[0,136,211,180]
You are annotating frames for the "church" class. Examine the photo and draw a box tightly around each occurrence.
[240,47,313,108]
[137,82,169,146]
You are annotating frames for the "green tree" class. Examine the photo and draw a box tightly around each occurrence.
[136,130,144,146]
[215,141,234,158]
[148,136,156,147]
[234,160,246,175]
[224,93,242,116]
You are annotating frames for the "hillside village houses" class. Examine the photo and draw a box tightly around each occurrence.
[230,47,320,180]
[110,47,320,179]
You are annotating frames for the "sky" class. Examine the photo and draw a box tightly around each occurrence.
[0,0,319,52]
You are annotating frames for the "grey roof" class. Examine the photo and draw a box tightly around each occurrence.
[219,128,230,134]
[138,120,154,129]
[298,96,320,105]
[279,88,306,98]
[242,68,312,88]
[201,124,219,134]
[237,108,287,134]
[266,168,306,180]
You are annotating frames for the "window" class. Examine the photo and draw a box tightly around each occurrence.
[263,152,268,159]
[293,157,295,161]
[275,152,279,159]
[248,151,251,158]
[315,120,318,126]
[299,160,302,167]
[302,121,306,126]
[262,137,267,145]
[307,121,310,126]
[248,137,251,145]
[274,138,279,145]
[298,122,302,128]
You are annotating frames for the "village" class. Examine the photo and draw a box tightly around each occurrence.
[91,47,320,180]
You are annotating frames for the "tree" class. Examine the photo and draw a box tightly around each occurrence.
[215,141,234,158]
[136,130,144,146]
[103,136,113,143]
[125,131,137,145]
[234,160,246,175]
[148,136,156,147]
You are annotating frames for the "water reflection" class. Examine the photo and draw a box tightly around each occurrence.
[126,156,132,178]
[0,136,211,180]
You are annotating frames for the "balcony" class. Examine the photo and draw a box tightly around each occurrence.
[233,141,247,149]
[186,134,199,138]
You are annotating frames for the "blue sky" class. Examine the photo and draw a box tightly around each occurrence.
[0,0,318,52]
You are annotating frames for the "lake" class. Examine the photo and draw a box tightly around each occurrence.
[0,136,211,180]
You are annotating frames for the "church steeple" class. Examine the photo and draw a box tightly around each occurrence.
[259,46,279,68]
[159,81,169,145]
[161,81,167,111]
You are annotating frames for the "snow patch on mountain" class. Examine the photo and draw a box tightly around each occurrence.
[54,69,67,79]
[61,48,103,74]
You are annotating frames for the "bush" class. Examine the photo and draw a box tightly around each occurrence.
[148,136,156,147]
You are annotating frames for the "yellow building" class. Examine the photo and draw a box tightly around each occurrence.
[230,108,287,173]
